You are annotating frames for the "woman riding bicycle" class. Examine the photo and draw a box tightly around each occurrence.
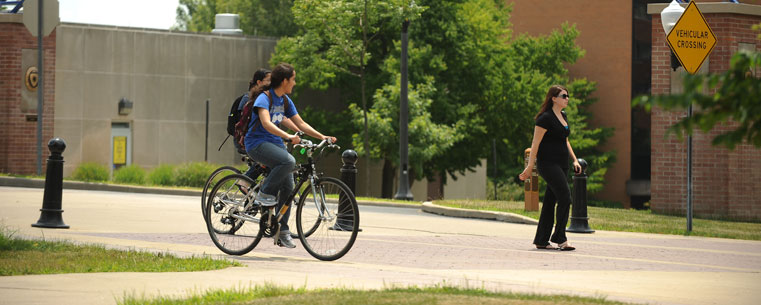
[244,62,336,248]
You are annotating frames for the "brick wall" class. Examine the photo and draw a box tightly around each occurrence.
[651,13,761,221]
[0,20,56,175]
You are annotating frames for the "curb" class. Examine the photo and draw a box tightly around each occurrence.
[0,176,419,209]
[421,201,538,225]
[1,176,200,197]
[354,200,421,210]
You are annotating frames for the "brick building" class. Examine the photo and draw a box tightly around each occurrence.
[510,0,761,216]
[648,2,761,221]
[0,13,56,175]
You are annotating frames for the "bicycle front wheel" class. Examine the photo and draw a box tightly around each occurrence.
[201,166,240,220]
[296,177,359,261]
[206,174,262,256]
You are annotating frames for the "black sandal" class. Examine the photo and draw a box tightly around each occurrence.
[535,244,557,250]
[557,242,576,251]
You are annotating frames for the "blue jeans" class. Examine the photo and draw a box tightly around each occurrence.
[247,141,295,232]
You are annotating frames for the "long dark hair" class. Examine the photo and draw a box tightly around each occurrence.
[535,85,568,119]
[270,63,294,89]
[248,68,270,97]
[248,68,270,90]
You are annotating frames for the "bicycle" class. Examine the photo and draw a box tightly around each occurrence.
[204,136,360,261]
[202,151,301,236]
[200,152,263,221]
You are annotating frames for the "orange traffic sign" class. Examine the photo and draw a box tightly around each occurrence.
[667,1,716,74]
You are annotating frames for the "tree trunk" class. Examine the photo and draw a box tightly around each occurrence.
[381,158,395,198]
[361,0,370,197]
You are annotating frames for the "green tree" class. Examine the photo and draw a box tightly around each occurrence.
[276,0,614,194]
[173,0,297,37]
[407,2,614,193]
[178,0,616,195]
[271,0,423,191]
[350,66,463,197]
[633,51,761,149]
[405,0,509,183]
[492,25,615,193]
[174,0,217,32]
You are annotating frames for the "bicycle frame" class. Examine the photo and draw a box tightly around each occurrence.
[227,138,339,237]
[204,135,357,260]
[271,139,337,233]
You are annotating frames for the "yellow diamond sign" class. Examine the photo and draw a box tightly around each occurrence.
[667,1,717,74]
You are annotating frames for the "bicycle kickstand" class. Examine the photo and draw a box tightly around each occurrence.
[272,216,281,245]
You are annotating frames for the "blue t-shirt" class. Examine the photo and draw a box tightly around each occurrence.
[243,88,298,151]
[237,92,249,111]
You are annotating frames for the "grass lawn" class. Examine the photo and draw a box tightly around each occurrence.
[435,199,761,241]
[0,229,241,276]
[0,172,43,179]
[119,284,635,305]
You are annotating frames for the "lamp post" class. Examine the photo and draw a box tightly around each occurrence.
[660,0,692,232]
[661,0,685,71]
[660,0,684,35]
[394,19,413,201]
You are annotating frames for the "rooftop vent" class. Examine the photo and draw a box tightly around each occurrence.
[211,14,243,35]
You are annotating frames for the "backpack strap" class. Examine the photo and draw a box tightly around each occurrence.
[253,89,293,130]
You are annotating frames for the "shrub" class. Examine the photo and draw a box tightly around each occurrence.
[71,162,109,182]
[174,162,218,188]
[487,180,524,201]
[147,164,176,186]
[588,200,623,209]
[113,165,146,185]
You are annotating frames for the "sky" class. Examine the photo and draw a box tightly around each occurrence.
[58,0,180,30]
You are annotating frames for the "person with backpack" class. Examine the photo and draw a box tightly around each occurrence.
[245,63,336,248]
[229,69,271,154]
[229,68,301,184]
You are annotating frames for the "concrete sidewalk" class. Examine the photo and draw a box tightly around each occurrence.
[1,186,760,305]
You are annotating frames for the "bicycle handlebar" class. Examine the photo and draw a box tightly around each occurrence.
[294,137,340,151]
[281,131,339,151]
[282,131,306,143]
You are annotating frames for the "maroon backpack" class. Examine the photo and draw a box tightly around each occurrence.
[234,91,291,148]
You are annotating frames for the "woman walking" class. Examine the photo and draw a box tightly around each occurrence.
[519,85,581,251]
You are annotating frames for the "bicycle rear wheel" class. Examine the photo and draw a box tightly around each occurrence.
[201,166,240,220]
[206,174,262,256]
[296,177,359,261]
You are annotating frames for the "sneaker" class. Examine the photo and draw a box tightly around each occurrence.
[255,191,277,207]
[277,231,296,248]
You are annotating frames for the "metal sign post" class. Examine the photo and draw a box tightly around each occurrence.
[665,1,716,232]
[36,0,44,175]
[23,0,61,175]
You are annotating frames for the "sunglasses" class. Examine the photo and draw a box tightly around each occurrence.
[557,94,569,99]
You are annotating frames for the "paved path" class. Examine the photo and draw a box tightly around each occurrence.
[1,186,760,305]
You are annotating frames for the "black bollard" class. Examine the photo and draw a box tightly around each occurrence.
[32,138,70,229]
[567,158,594,233]
[340,149,358,194]
[333,149,360,231]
